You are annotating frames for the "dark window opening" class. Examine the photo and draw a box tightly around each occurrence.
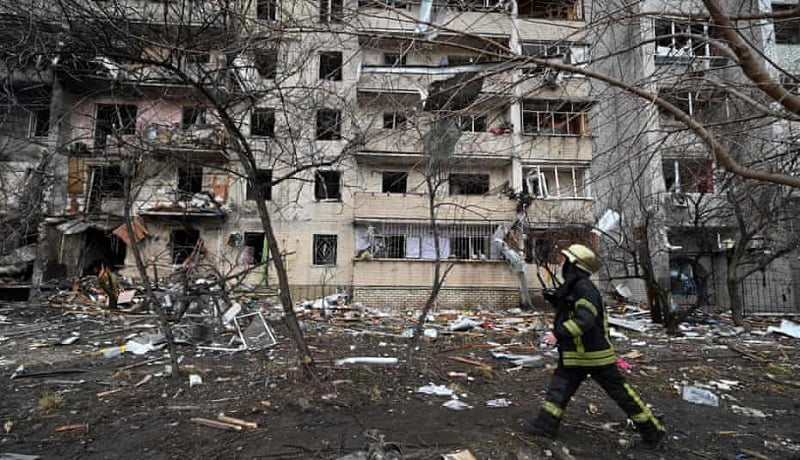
[775,6,800,44]
[177,165,203,195]
[172,228,200,265]
[316,109,341,140]
[313,234,337,265]
[243,232,267,265]
[376,234,405,258]
[247,169,273,200]
[94,104,137,151]
[320,0,343,22]
[319,51,343,80]
[458,114,487,132]
[251,108,275,137]
[315,170,342,201]
[32,108,50,137]
[257,0,279,20]
[517,0,578,19]
[662,159,714,194]
[254,50,278,79]
[185,52,211,65]
[381,171,407,193]
[452,235,489,260]
[382,112,407,129]
[447,55,481,65]
[449,173,489,195]
[383,53,407,66]
[181,107,207,128]
[88,165,125,212]
[81,228,127,275]
[525,228,593,264]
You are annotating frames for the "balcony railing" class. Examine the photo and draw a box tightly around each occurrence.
[144,124,229,162]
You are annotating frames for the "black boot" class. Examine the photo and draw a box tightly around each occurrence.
[521,414,559,439]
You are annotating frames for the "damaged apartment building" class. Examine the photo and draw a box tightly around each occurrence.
[0,0,596,308]
[591,0,800,315]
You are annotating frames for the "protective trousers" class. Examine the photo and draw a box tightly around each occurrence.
[532,364,665,442]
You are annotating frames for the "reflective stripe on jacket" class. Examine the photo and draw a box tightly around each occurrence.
[553,277,615,367]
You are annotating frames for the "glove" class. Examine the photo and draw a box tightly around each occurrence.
[543,289,558,308]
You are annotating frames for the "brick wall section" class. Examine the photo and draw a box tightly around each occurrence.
[352,286,523,310]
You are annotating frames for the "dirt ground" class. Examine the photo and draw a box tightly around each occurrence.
[1,302,799,460]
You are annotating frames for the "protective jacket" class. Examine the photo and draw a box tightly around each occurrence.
[551,272,615,367]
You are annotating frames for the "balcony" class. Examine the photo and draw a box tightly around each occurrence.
[356,4,512,37]
[520,136,592,161]
[353,192,517,222]
[358,66,513,101]
[144,124,229,163]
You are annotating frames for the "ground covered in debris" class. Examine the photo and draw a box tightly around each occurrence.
[1,301,799,460]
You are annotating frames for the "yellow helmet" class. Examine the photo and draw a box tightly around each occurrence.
[561,244,601,274]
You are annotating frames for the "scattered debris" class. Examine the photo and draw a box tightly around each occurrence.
[190,417,242,432]
[682,386,719,407]
[0,454,42,460]
[442,399,472,411]
[335,357,398,366]
[54,424,88,433]
[486,398,512,408]
[189,374,203,387]
[766,320,800,339]
[417,384,454,397]
[441,449,477,460]
[217,414,258,429]
[731,405,769,418]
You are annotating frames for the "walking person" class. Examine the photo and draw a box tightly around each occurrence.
[522,244,666,448]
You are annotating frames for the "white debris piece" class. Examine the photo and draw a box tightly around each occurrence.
[682,386,719,407]
[417,383,454,397]
[731,405,769,418]
[189,374,203,387]
[448,317,482,332]
[766,320,800,339]
[608,316,649,333]
[442,399,472,411]
[486,398,512,407]
[335,357,398,366]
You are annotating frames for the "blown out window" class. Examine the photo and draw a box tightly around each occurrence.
[313,234,337,265]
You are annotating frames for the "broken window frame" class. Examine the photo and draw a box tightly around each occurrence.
[251,108,276,137]
[246,168,273,201]
[381,171,407,193]
[774,5,800,44]
[313,234,338,265]
[657,90,711,124]
[314,170,342,201]
[31,107,50,137]
[319,0,344,23]
[94,104,138,152]
[457,114,487,133]
[382,111,408,129]
[449,173,490,195]
[171,228,200,265]
[257,0,279,20]
[517,0,580,20]
[522,101,589,136]
[654,18,717,59]
[177,164,203,196]
[662,158,715,194]
[181,107,207,128]
[524,165,592,199]
[243,232,268,266]
[357,223,500,261]
[316,109,342,140]
[319,51,344,80]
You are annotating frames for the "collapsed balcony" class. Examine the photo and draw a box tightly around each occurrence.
[144,123,229,163]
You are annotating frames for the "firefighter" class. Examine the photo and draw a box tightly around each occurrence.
[522,244,666,449]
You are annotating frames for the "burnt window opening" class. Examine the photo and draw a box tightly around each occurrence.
[382,112,407,129]
[32,108,50,137]
[94,104,137,151]
[383,53,407,66]
[243,232,267,265]
[81,228,127,275]
[449,173,489,195]
[315,170,342,201]
[375,234,406,258]
[524,228,594,264]
[320,0,343,23]
[313,234,338,265]
[251,108,275,137]
[177,165,203,195]
[88,165,125,212]
[381,171,407,193]
[254,50,278,79]
[185,51,211,65]
[774,6,800,44]
[663,159,714,194]
[316,109,341,140]
[451,235,489,260]
[172,228,200,265]
[246,169,273,200]
[319,51,343,80]
[458,114,487,132]
[181,107,207,128]
[517,0,578,20]
[257,0,279,20]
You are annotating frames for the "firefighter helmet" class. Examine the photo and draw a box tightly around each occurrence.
[561,244,601,274]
